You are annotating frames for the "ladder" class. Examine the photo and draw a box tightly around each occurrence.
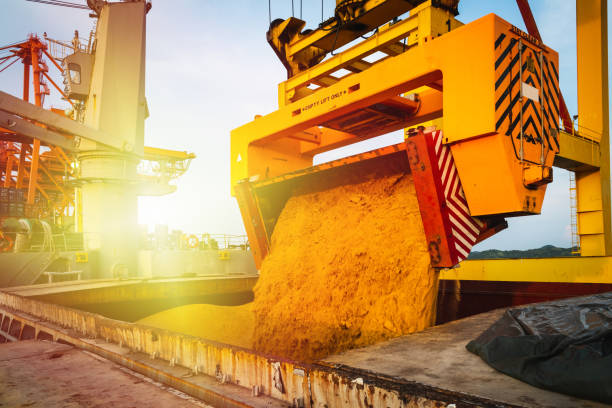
[569,171,580,255]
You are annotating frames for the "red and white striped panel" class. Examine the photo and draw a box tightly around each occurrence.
[430,130,484,263]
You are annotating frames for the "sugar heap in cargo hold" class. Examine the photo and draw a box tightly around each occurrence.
[252,172,438,361]
[139,172,438,362]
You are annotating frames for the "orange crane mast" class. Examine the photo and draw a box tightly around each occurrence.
[0,35,76,223]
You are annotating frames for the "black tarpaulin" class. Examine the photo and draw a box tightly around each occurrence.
[466,292,612,404]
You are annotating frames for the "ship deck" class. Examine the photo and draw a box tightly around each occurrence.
[0,285,607,407]
[323,308,607,408]
[0,340,210,407]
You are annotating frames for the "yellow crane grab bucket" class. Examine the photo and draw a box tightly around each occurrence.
[230,14,560,269]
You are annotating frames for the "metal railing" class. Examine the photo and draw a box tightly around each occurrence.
[144,232,250,251]
[0,232,84,253]
[206,234,249,250]
[1,230,249,253]
[52,232,84,252]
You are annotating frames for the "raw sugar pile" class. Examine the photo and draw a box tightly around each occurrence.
[138,171,439,362]
[251,171,439,361]
[137,303,254,349]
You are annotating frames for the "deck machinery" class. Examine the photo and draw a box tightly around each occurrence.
[232,0,611,310]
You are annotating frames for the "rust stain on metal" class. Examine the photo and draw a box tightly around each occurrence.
[0,291,501,407]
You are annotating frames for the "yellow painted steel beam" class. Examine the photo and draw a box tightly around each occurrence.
[143,146,196,161]
[233,24,462,173]
[403,2,461,151]
[281,1,462,106]
[282,9,421,105]
[575,0,610,256]
[440,256,612,283]
[553,130,600,171]
[286,0,428,56]
[298,90,442,156]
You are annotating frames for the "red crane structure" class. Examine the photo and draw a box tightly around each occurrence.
[0,35,78,224]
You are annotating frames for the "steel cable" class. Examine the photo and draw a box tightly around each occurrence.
[24,0,88,10]
[0,57,19,74]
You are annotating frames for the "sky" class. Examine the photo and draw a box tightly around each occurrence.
[0,0,610,251]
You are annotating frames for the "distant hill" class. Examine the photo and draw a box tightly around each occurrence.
[467,245,577,260]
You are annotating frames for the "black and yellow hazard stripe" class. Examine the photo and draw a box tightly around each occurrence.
[542,55,560,151]
[493,31,560,163]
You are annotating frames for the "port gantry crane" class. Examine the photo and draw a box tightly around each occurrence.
[231,0,610,318]
[0,0,194,277]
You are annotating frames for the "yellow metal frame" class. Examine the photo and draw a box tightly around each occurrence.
[278,2,463,106]
[232,10,560,218]
[443,0,610,282]
[233,0,611,286]
[442,256,612,284]
[554,130,600,171]
[574,0,610,256]
[448,0,612,284]
[463,0,605,261]
[266,0,459,79]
